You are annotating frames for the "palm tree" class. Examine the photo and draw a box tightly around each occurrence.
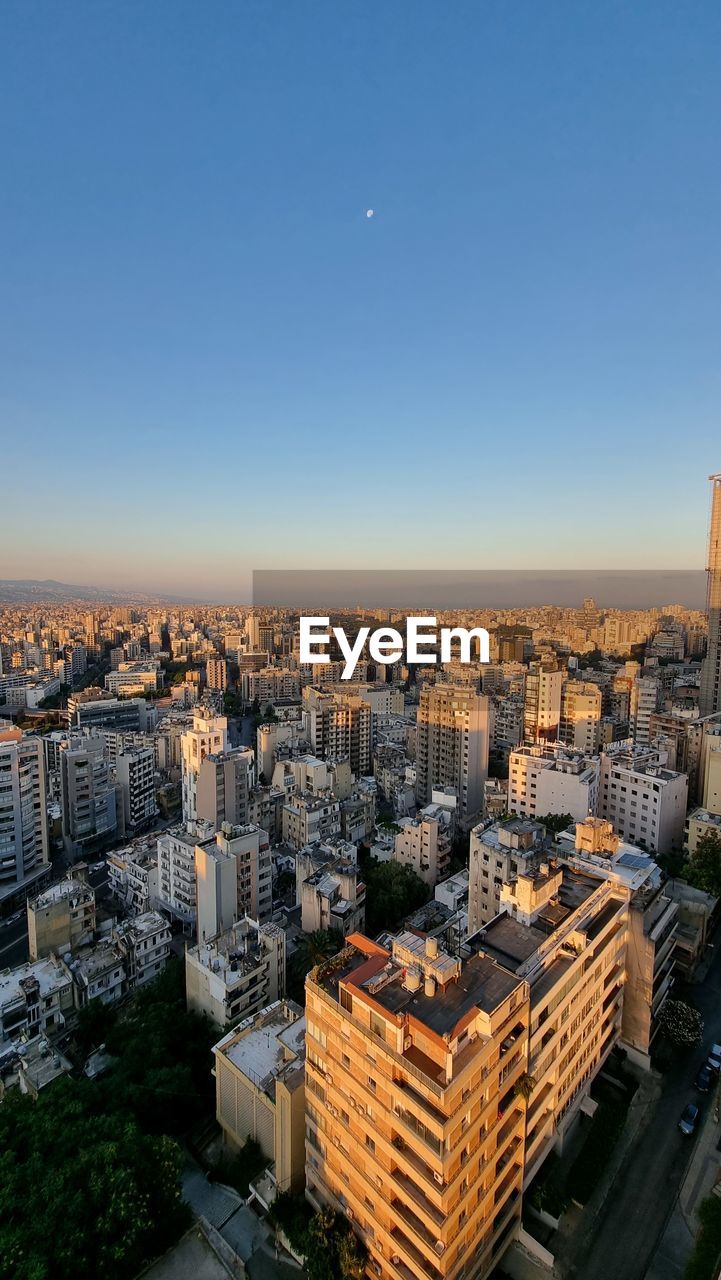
[513,1072,537,1103]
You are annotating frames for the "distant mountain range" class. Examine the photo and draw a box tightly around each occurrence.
[0,579,191,604]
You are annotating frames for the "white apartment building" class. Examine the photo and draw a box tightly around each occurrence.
[59,735,117,852]
[0,954,74,1047]
[113,911,171,987]
[598,742,688,856]
[0,725,50,908]
[156,821,215,927]
[508,745,600,823]
[186,916,286,1027]
[180,708,229,823]
[392,814,450,886]
[105,664,161,696]
[215,822,273,922]
[108,838,159,914]
[302,687,372,778]
[245,668,301,706]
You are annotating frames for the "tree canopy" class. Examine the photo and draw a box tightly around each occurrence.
[359,852,430,936]
[686,832,721,899]
[0,1082,190,1280]
[657,999,704,1047]
[287,928,344,1004]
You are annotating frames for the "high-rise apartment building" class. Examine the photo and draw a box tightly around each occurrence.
[415,684,489,823]
[305,930,530,1280]
[196,747,253,830]
[303,687,372,777]
[700,472,721,718]
[0,726,50,909]
[180,708,229,822]
[59,736,117,852]
[559,681,602,755]
[206,655,228,691]
[523,662,563,744]
[115,747,157,834]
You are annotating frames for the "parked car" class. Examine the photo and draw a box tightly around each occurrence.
[679,1103,700,1136]
[695,1063,713,1093]
[706,1045,721,1073]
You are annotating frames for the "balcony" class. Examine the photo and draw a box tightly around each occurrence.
[391,1197,439,1250]
[391,1168,444,1228]
[393,1106,442,1155]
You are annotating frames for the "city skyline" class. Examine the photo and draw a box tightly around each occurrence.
[2,2,721,594]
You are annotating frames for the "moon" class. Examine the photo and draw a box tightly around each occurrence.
[366,209,375,218]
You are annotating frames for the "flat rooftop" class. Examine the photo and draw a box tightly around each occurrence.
[473,915,548,969]
[320,939,522,1039]
[215,1002,305,1098]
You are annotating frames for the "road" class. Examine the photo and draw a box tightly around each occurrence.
[568,943,721,1280]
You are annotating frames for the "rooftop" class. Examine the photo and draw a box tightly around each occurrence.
[214,1000,305,1098]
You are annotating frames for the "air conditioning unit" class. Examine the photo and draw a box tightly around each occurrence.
[333,1135,341,1147]
[356,1103,365,1116]
[392,1255,401,1266]
[404,1036,412,1050]
[375,1175,383,1188]
[349,1097,356,1109]
[435,1241,445,1255]
[325,1072,333,1083]
[433,1171,444,1185]
[370,1263,382,1276]
[347,1208,355,1220]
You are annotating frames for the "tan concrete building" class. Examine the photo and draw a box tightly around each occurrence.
[468,818,548,932]
[214,1000,306,1196]
[186,916,286,1027]
[27,875,95,960]
[559,681,603,755]
[305,931,529,1280]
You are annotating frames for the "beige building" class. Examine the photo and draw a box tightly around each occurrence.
[686,808,721,857]
[305,930,529,1280]
[206,656,228,692]
[393,815,451,886]
[215,822,273,922]
[302,687,372,778]
[186,916,286,1027]
[27,875,95,960]
[559,681,603,755]
[214,1000,306,1197]
[415,684,489,824]
[468,818,548,932]
[701,739,721,815]
[0,725,50,908]
[196,747,253,831]
[282,792,341,850]
[0,954,74,1047]
[523,662,563,743]
[305,818,678,1280]
[296,842,366,936]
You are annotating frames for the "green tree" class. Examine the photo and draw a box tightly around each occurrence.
[0,1082,190,1280]
[686,831,721,898]
[287,929,344,1003]
[657,999,704,1047]
[537,812,574,836]
[513,1072,537,1102]
[359,853,430,936]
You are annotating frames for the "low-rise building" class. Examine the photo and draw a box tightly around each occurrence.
[469,818,549,932]
[107,837,160,914]
[282,792,341,849]
[27,875,96,960]
[0,954,74,1047]
[214,1000,306,1198]
[393,814,451,886]
[186,917,286,1027]
[295,841,365,936]
[507,745,600,823]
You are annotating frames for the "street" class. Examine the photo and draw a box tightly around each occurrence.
[567,942,721,1280]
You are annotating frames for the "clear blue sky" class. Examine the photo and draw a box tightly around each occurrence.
[1,1,719,599]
